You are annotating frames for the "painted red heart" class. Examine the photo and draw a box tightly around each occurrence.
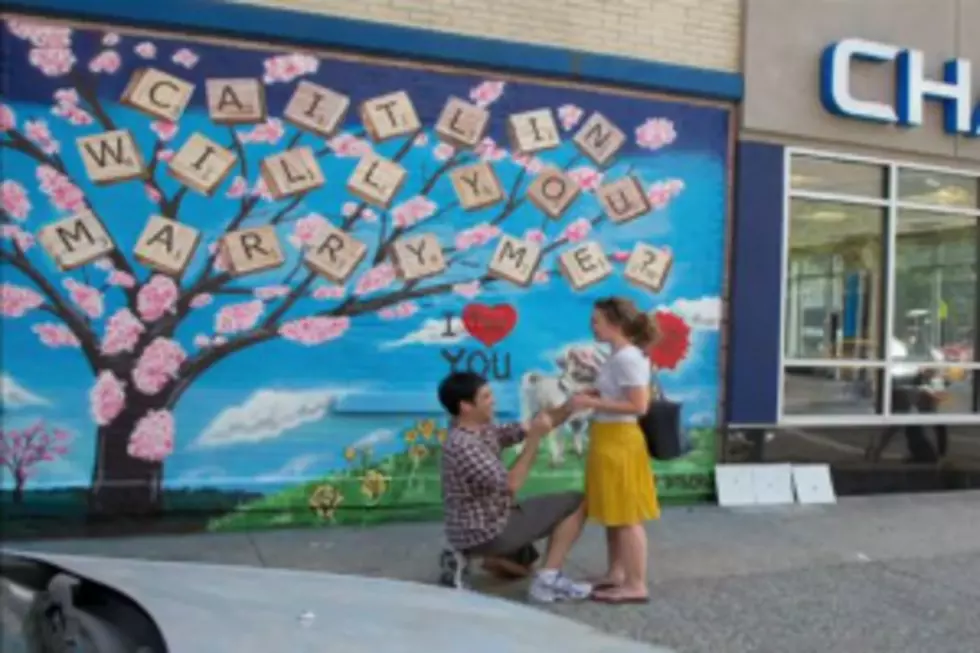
[461,303,517,347]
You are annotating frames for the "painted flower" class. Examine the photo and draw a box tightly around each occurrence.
[88,49,121,74]
[126,410,175,462]
[101,308,145,355]
[32,323,79,348]
[132,338,187,396]
[279,316,350,345]
[391,196,437,228]
[25,119,59,154]
[0,104,16,131]
[150,120,178,141]
[1,225,35,252]
[557,104,584,130]
[237,118,285,145]
[0,180,31,220]
[134,41,156,59]
[635,118,677,150]
[379,302,419,320]
[136,275,179,322]
[647,310,691,371]
[360,469,389,500]
[469,80,505,107]
[90,370,126,426]
[354,263,396,295]
[309,484,344,520]
[340,202,378,223]
[328,133,372,158]
[171,47,199,69]
[215,300,264,334]
[262,53,319,83]
[62,278,104,318]
[560,218,592,243]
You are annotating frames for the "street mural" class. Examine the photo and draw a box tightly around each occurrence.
[0,17,730,533]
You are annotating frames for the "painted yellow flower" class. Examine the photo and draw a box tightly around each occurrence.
[308,484,344,520]
[361,470,389,500]
[409,444,428,463]
[436,428,448,444]
[404,428,418,444]
[418,419,436,440]
[343,447,357,463]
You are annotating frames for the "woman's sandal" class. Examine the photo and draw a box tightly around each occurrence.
[590,592,650,605]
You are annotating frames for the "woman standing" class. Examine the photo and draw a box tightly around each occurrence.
[569,296,660,604]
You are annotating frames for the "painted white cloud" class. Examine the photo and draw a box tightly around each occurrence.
[192,387,356,449]
[666,296,721,331]
[0,374,49,409]
[379,317,467,350]
[256,453,325,483]
[351,428,394,450]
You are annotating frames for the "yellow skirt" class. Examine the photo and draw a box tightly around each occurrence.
[585,421,661,526]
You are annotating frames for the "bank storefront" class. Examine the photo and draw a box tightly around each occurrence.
[729,0,980,491]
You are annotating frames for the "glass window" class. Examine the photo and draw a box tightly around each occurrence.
[790,156,887,198]
[785,199,885,360]
[897,169,980,209]
[782,366,883,416]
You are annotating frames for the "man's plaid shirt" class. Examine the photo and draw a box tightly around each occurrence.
[441,421,526,551]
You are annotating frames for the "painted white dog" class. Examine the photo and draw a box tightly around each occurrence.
[518,346,608,465]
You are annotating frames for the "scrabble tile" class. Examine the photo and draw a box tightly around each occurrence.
[624,242,673,292]
[507,109,561,154]
[559,241,612,291]
[260,147,325,200]
[38,211,115,271]
[205,78,266,124]
[434,97,490,149]
[390,234,446,282]
[346,154,407,208]
[76,130,146,185]
[488,234,542,287]
[304,221,368,284]
[597,176,651,224]
[222,226,285,277]
[167,133,237,196]
[527,167,580,219]
[360,91,421,142]
[450,162,504,211]
[283,80,350,137]
[573,112,626,167]
[121,68,195,122]
[133,215,201,276]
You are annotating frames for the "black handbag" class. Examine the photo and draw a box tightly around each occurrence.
[638,379,684,461]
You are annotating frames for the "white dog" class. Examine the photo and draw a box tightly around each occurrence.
[518,346,608,465]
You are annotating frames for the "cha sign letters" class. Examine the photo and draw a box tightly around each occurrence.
[821,38,980,137]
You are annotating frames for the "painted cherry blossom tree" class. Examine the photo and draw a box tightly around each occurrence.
[0,19,685,517]
[0,421,71,503]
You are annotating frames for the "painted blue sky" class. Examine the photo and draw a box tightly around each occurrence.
[0,20,729,492]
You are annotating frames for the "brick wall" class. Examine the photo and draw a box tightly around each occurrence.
[234,0,741,72]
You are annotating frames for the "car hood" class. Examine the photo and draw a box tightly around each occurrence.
[3,549,673,653]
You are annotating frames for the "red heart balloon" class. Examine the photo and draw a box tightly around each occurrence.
[461,303,517,347]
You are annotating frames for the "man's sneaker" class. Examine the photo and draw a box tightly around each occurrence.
[528,570,592,603]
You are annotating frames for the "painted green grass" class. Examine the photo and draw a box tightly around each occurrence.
[207,426,718,533]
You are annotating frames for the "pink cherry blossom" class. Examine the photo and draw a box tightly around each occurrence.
[132,338,186,395]
[88,50,121,74]
[51,89,93,125]
[635,118,677,151]
[379,302,419,320]
[567,166,604,192]
[144,183,163,203]
[189,293,213,309]
[453,281,481,299]
[137,275,179,322]
[328,133,372,158]
[102,32,120,46]
[107,269,137,288]
[36,166,85,213]
[0,104,16,131]
[0,284,44,317]
[647,178,685,209]
[279,316,350,345]
[90,370,126,426]
[340,202,377,223]
[312,285,345,300]
[523,228,546,244]
[611,249,631,263]
[533,270,550,285]
[254,285,291,300]
[354,263,396,295]
[127,410,175,462]
[150,121,178,142]
[226,176,248,199]
[171,48,199,69]
[251,178,273,201]
[0,181,31,221]
[391,196,438,228]
[433,143,455,161]
[192,334,212,349]
[101,308,145,355]
[32,323,80,348]
[455,223,501,251]
[289,213,330,249]
[62,278,104,318]
[25,120,60,155]
[475,137,506,162]
[1,225,35,252]
[262,53,319,84]
[512,154,545,174]
[135,41,156,59]
[28,47,76,77]
[414,133,429,146]
[561,218,592,243]
[215,300,264,334]
[238,118,285,145]
[8,21,72,48]
[558,104,584,131]
[207,242,230,273]
[469,81,505,108]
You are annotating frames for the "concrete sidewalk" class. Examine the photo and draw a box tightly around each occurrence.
[12,491,980,653]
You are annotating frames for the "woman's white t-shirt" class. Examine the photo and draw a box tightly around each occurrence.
[592,345,651,423]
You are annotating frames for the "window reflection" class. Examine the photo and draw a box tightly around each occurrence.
[785,200,884,360]
[790,156,887,198]
[898,169,980,209]
[782,366,882,415]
